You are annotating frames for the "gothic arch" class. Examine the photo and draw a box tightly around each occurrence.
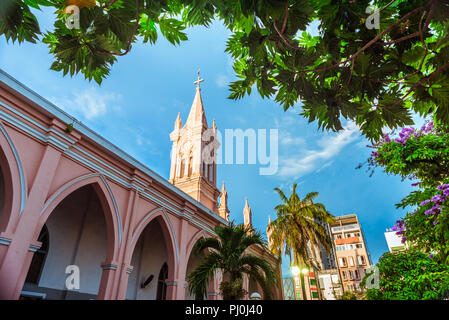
[128,207,179,277]
[183,229,219,300]
[185,229,207,264]
[37,173,121,261]
[0,120,26,232]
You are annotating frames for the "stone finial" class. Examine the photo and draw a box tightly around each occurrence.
[174,112,182,130]
[218,182,229,220]
[243,197,252,229]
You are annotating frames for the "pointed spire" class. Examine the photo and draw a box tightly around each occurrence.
[174,112,182,130]
[185,70,208,129]
[221,181,226,193]
[212,119,217,131]
[219,181,229,221]
[243,197,252,228]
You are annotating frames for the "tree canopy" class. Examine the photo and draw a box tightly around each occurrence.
[366,122,449,264]
[361,250,449,300]
[2,0,449,140]
[269,183,334,269]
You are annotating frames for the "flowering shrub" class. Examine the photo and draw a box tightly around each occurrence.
[361,250,449,300]
[367,121,449,264]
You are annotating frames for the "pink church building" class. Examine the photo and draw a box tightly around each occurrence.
[0,69,282,300]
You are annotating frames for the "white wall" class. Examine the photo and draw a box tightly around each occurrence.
[126,220,168,300]
[38,186,107,296]
[385,230,407,252]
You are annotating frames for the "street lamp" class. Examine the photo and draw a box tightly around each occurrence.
[291,266,301,276]
[291,265,308,300]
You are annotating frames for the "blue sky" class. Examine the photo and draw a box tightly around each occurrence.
[0,8,424,276]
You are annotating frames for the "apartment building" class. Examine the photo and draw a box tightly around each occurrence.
[329,214,372,292]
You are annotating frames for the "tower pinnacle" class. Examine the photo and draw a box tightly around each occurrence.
[243,198,253,231]
[218,182,230,220]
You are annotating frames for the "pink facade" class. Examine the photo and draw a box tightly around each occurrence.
[0,70,282,300]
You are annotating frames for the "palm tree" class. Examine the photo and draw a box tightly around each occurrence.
[268,183,334,299]
[186,222,278,300]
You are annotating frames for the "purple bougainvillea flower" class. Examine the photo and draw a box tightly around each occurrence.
[432,195,446,205]
[429,254,433,259]
[420,200,431,205]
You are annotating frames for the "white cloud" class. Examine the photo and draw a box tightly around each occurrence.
[50,87,122,120]
[215,74,230,88]
[316,160,335,173]
[277,121,360,179]
[279,131,305,146]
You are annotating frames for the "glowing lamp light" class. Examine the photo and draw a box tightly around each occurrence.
[302,268,309,275]
[291,266,300,276]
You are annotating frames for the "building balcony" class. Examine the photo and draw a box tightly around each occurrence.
[335,237,360,245]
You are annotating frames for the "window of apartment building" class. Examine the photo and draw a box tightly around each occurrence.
[336,245,346,251]
[357,255,366,265]
[341,271,347,280]
[348,256,355,267]
[355,243,363,249]
[355,232,360,237]
[338,257,347,267]
[349,270,355,280]
[355,270,360,280]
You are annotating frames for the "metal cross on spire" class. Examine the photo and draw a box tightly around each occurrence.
[194,69,204,88]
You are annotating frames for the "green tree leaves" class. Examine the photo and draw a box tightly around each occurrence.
[361,250,449,300]
[2,0,449,139]
[0,0,41,43]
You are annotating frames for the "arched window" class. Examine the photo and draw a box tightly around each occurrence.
[188,155,193,177]
[25,225,49,284]
[208,164,213,182]
[156,262,168,300]
[180,159,185,178]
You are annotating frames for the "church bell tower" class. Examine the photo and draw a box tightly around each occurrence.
[169,71,221,213]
